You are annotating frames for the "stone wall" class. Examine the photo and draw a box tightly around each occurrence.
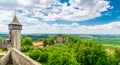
[0,48,41,65]
[0,50,11,65]
[11,48,41,65]
[0,54,4,59]
[11,30,21,51]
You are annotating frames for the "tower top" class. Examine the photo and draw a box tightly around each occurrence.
[11,15,21,25]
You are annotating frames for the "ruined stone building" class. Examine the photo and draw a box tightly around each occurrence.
[0,15,22,50]
[56,34,63,43]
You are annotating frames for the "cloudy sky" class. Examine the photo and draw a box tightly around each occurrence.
[0,0,120,34]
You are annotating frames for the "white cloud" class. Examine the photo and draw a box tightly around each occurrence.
[20,21,120,34]
[0,0,116,34]
[0,24,8,33]
[37,0,110,21]
[0,0,18,10]
[0,0,111,21]
[1,16,120,34]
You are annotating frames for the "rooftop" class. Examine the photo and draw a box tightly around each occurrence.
[11,15,21,25]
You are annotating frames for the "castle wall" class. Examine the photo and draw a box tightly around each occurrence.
[0,48,41,65]
[11,48,41,65]
[0,50,11,65]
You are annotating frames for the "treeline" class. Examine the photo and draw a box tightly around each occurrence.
[22,34,49,42]
[21,36,120,65]
[0,34,9,40]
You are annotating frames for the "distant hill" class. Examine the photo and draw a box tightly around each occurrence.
[0,34,120,45]
[0,34,9,40]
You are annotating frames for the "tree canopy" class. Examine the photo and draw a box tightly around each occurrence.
[21,36,120,65]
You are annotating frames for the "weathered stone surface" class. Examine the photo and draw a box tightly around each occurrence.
[11,48,41,65]
[0,15,41,65]
[0,54,4,59]
[0,48,41,65]
[0,50,11,65]
[9,15,22,51]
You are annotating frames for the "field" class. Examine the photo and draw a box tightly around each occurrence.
[78,34,120,46]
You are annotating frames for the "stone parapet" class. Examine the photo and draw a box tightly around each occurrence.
[0,50,11,65]
[11,48,41,65]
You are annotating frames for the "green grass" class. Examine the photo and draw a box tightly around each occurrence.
[0,49,7,53]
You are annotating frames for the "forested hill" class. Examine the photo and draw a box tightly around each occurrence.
[21,35,120,65]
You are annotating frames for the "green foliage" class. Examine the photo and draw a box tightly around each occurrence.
[29,48,42,60]
[22,34,49,42]
[48,38,55,45]
[21,36,119,65]
[114,48,120,64]
[21,37,33,53]
[37,52,49,63]
[43,37,55,47]
[21,45,33,52]
[45,44,79,65]
[21,37,33,46]
[75,41,117,65]
[0,49,7,53]
[43,39,48,47]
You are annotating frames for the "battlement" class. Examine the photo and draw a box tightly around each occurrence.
[9,24,22,30]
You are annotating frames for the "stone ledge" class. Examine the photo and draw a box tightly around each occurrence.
[11,48,41,65]
[0,50,11,65]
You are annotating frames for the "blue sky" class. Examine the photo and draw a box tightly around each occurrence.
[58,0,120,25]
[0,0,120,34]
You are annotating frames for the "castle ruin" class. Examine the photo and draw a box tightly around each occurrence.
[0,15,22,51]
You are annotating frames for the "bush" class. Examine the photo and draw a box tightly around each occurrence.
[37,52,49,63]
[21,37,33,46]
[29,48,41,60]
[21,45,33,52]
[47,52,79,65]
[43,39,48,47]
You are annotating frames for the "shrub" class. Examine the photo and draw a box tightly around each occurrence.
[37,52,49,63]
[29,48,41,60]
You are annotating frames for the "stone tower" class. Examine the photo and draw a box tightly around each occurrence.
[8,15,22,51]
[56,34,63,43]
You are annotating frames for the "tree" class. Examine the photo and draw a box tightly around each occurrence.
[114,48,120,64]
[48,38,55,45]
[37,52,49,63]
[22,37,33,46]
[43,39,48,47]
[21,46,33,52]
[75,41,116,65]
[29,48,41,60]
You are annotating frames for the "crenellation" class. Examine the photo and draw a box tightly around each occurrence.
[9,24,22,30]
